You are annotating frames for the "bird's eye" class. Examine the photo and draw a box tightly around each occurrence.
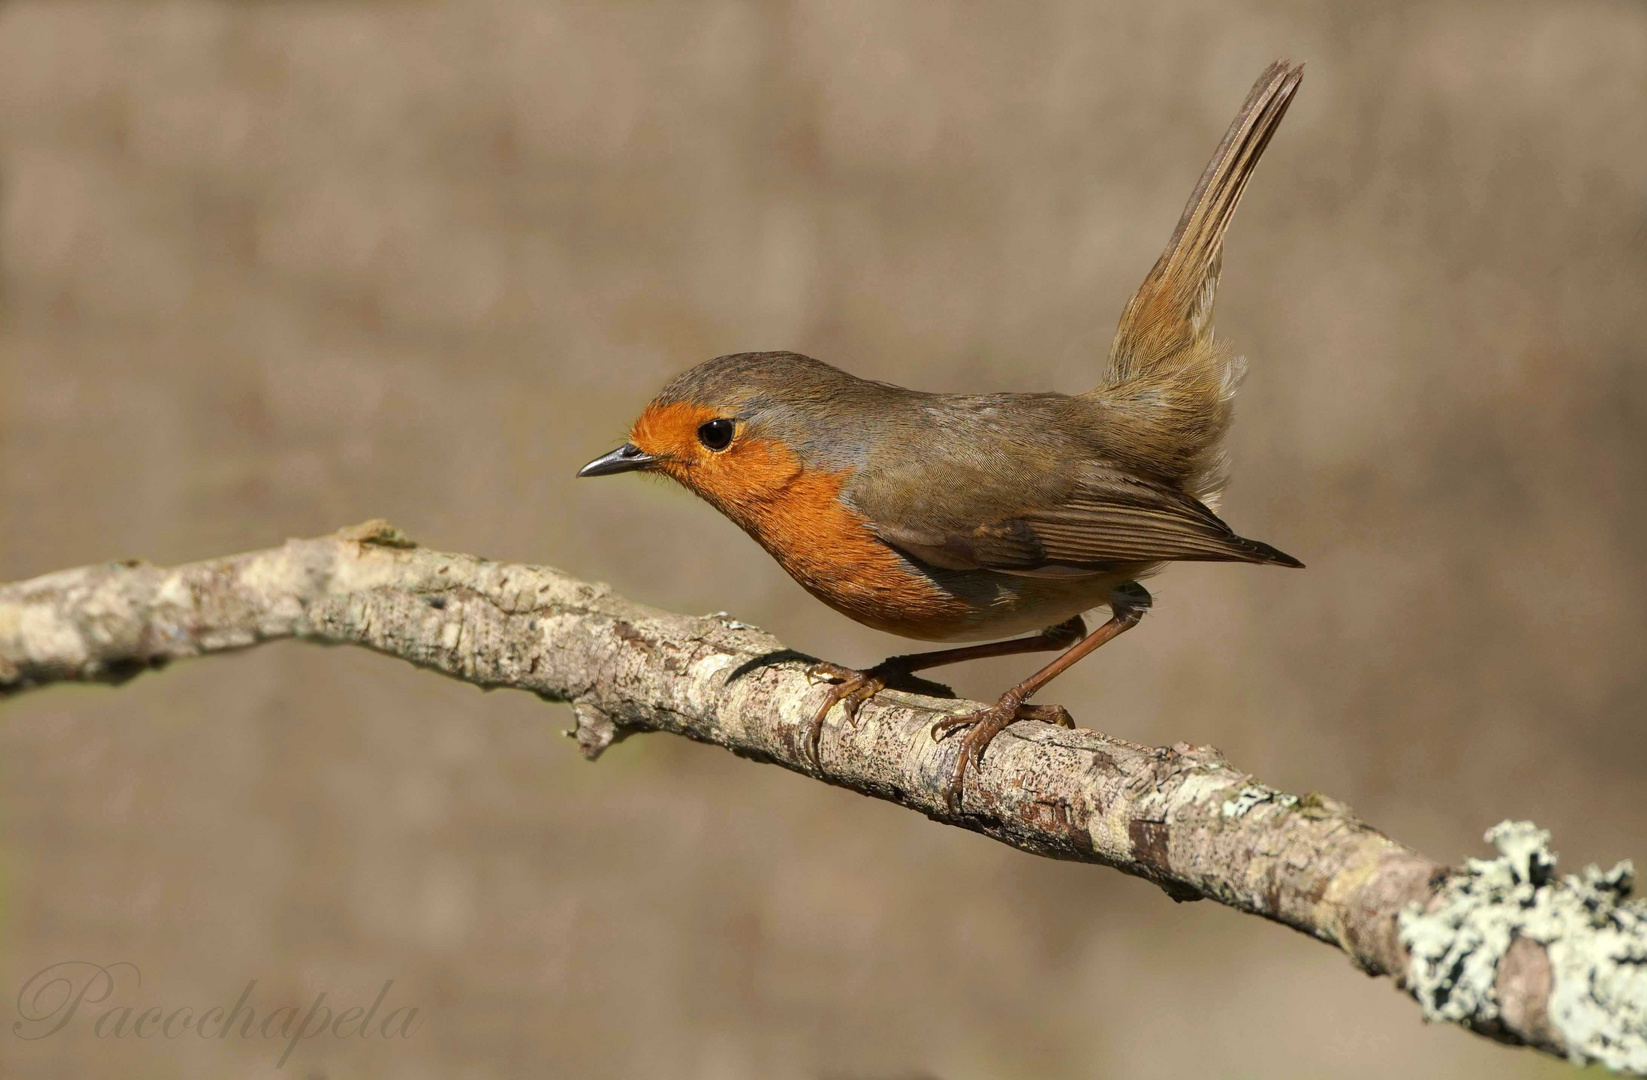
[697,419,735,452]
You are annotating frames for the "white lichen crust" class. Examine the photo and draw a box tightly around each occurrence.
[1401,821,1646,1071]
[2,522,1643,1074]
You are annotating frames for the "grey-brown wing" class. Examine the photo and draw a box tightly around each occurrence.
[867,471,1301,574]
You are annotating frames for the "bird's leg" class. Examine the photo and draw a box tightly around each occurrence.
[932,583,1152,812]
[803,615,1087,769]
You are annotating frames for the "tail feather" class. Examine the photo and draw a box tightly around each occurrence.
[1092,62,1303,506]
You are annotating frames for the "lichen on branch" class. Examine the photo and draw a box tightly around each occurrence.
[1402,822,1647,1070]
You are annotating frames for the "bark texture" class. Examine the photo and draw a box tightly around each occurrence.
[1,522,1642,1072]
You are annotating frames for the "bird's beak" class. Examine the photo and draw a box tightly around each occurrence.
[577,442,656,477]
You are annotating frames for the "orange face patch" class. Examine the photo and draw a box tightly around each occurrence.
[627,399,970,636]
[629,400,803,508]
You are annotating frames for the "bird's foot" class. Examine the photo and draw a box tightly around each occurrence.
[803,659,908,768]
[930,694,1074,812]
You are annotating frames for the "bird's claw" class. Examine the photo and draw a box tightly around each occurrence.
[803,662,894,770]
[1014,703,1076,729]
[806,661,857,686]
[930,694,1074,812]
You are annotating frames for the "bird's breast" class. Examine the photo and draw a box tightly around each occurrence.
[719,464,977,638]
[690,456,1120,642]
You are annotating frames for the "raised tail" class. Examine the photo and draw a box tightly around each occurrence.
[1091,62,1302,506]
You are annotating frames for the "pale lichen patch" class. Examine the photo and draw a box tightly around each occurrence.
[14,604,89,667]
[684,652,738,715]
[1085,790,1136,863]
[1221,786,1298,819]
[1176,769,1242,810]
[238,546,320,598]
[154,571,193,608]
[704,611,758,631]
[1400,821,1647,1072]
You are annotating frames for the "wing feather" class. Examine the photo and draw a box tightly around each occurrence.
[870,471,1301,573]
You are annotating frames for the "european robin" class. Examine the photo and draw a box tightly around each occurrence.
[581,62,1304,811]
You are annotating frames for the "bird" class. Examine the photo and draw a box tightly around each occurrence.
[579,62,1305,811]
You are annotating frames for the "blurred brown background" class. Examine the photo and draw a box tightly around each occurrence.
[1,1,1643,1077]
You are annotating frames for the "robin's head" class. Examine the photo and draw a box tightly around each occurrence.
[578,351,885,510]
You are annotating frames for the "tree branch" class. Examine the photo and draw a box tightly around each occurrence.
[1,521,1642,1072]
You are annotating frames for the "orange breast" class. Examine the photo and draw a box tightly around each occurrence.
[745,468,975,637]
[681,440,973,637]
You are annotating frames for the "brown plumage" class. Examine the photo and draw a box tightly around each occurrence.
[580,63,1305,811]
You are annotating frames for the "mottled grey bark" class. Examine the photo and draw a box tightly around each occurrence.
[1,522,1642,1072]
